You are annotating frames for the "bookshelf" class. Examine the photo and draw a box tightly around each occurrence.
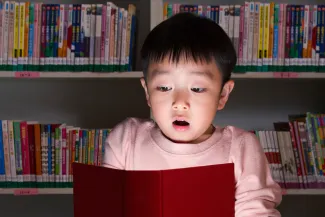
[2,187,325,195]
[0,0,324,217]
[2,71,325,78]
[0,71,144,78]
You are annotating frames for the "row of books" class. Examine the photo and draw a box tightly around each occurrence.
[254,112,325,189]
[0,120,111,188]
[163,2,325,73]
[0,1,136,72]
[0,113,324,189]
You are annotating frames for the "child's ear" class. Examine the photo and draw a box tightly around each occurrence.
[217,80,234,110]
[140,77,151,107]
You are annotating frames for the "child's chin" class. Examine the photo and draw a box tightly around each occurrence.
[167,133,195,144]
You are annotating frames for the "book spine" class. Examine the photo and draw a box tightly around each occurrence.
[89,4,96,71]
[238,5,244,70]
[100,4,106,71]
[75,4,81,71]
[8,121,17,186]
[18,2,25,71]
[0,121,5,184]
[28,3,34,70]
[302,6,307,71]
[45,4,51,71]
[28,124,36,185]
[50,5,55,69]
[13,2,19,71]
[121,9,128,71]
[263,3,269,71]
[315,5,322,67]
[66,4,72,70]
[115,8,121,71]
[242,2,249,70]
[3,2,9,68]
[105,3,111,71]
[7,2,14,69]
[2,121,11,183]
[111,5,116,72]
[40,4,46,70]
[295,6,300,70]
[62,127,67,183]
[233,5,240,70]
[24,2,29,70]
[258,3,264,71]
[320,6,325,70]
[53,5,60,69]
[307,5,313,70]
[94,4,102,72]
[0,2,3,69]
[84,4,91,71]
[58,4,64,70]
[285,5,291,70]
[20,121,31,185]
[62,4,68,70]
[35,3,42,69]
[252,2,258,70]
[273,4,279,70]
[71,5,76,71]
[268,3,274,71]
[34,124,42,184]
[228,5,234,44]
[13,121,23,185]
[46,125,52,185]
[54,127,59,185]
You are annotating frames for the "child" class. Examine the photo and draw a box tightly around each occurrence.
[103,12,282,217]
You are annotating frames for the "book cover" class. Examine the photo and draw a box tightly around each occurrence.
[73,162,235,217]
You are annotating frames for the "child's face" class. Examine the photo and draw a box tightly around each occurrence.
[140,56,234,144]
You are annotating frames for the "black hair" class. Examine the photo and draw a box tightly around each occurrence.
[140,12,237,86]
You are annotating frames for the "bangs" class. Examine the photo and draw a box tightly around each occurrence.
[144,47,216,66]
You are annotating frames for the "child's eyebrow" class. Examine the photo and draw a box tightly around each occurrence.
[150,69,215,80]
[150,69,169,78]
[190,70,215,80]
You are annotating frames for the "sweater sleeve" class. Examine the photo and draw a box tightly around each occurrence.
[102,118,132,170]
[232,131,283,217]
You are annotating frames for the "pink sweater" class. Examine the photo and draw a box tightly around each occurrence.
[103,118,282,217]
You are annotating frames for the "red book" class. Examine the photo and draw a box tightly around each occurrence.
[73,162,235,217]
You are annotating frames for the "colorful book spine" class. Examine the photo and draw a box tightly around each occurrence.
[18,2,25,71]
[100,4,106,71]
[2,2,9,70]
[252,2,259,71]
[83,4,91,72]
[24,2,29,70]
[94,4,101,72]
[13,2,19,71]
[89,4,96,71]
[28,3,34,70]
[0,2,4,70]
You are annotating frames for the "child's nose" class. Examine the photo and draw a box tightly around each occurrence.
[173,102,189,110]
[172,92,190,110]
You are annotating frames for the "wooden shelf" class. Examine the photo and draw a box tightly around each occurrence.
[232,72,325,79]
[0,188,73,195]
[1,188,325,195]
[0,71,144,78]
[0,71,324,79]
[283,189,325,195]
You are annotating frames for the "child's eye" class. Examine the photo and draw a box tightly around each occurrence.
[191,87,206,93]
[157,86,172,92]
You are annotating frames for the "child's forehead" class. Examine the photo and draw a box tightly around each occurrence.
[147,58,221,80]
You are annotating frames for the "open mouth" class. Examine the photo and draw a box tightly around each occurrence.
[173,120,190,126]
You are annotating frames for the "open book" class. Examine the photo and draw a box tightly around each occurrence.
[73,162,235,217]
